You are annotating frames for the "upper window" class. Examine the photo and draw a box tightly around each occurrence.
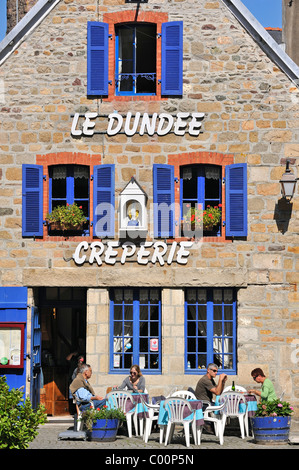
[110,288,161,373]
[115,23,156,96]
[185,288,237,374]
[87,20,183,97]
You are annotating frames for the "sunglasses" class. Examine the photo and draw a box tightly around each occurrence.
[130,371,137,375]
[210,369,218,373]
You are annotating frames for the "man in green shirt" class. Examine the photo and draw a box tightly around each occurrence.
[248,368,277,402]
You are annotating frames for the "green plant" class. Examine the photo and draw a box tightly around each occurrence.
[46,203,87,229]
[81,404,126,431]
[183,204,222,228]
[0,376,47,449]
[255,399,294,418]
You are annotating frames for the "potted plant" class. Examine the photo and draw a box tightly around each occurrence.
[46,203,87,231]
[251,399,294,444]
[81,405,126,442]
[182,204,222,236]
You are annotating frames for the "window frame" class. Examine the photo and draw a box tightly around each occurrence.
[109,288,162,374]
[115,22,157,97]
[180,164,222,237]
[184,288,237,375]
[48,164,90,236]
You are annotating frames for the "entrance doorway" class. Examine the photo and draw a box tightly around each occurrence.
[39,287,86,416]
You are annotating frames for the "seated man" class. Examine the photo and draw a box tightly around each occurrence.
[70,363,106,411]
[195,363,227,406]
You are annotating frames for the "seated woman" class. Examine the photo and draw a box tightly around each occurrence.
[116,364,145,392]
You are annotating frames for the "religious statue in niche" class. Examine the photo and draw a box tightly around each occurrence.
[126,201,141,227]
[119,178,148,239]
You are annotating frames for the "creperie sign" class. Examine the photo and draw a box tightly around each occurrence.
[71,112,205,137]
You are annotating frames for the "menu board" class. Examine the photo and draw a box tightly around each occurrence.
[0,323,24,368]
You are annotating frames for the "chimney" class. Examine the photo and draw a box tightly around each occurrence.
[282,0,299,66]
[6,0,39,35]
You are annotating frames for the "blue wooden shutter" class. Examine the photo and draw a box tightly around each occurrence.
[93,164,115,237]
[225,163,247,237]
[161,21,183,96]
[87,21,109,96]
[153,164,175,238]
[22,164,43,237]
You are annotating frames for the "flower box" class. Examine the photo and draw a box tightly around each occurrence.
[46,203,87,232]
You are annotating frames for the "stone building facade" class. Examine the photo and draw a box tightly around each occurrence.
[0,0,298,417]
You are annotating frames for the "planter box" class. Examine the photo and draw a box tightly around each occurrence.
[88,418,119,442]
[252,416,291,444]
[48,221,84,232]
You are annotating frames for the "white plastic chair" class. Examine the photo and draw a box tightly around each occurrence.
[220,391,248,438]
[203,398,228,445]
[163,397,197,447]
[137,393,160,443]
[106,390,137,437]
[71,389,94,431]
[171,390,196,400]
[223,385,247,393]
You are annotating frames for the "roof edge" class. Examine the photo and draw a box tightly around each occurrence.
[221,0,299,87]
[0,0,61,66]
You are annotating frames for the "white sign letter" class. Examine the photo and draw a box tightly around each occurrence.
[188,113,205,136]
[124,112,141,136]
[176,242,193,265]
[107,113,123,136]
[156,113,174,136]
[82,112,97,136]
[174,112,189,136]
[71,113,82,136]
[121,243,136,264]
[73,241,89,265]
[89,242,104,266]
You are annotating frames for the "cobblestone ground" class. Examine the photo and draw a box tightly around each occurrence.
[27,419,299,452]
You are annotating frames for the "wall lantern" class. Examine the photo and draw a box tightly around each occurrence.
[279,159,297,201]
[119,177,148,239]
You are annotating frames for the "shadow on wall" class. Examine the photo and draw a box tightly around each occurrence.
[274,198,293,234]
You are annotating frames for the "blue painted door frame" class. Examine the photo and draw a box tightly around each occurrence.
[0,287,28,393]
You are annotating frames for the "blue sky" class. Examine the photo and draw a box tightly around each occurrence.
[0,0,283,42]
[242,0,282,28]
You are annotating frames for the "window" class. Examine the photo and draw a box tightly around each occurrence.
[87,20,183,97]
[181,164,222,237]
[110,288,161,373]
[22,162,115,238]
[153,162,247,238]
[115,23,156,96]
[48,165,90,235]
[185,288,236,373]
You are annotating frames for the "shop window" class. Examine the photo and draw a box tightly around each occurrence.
[22,163,115,238]
[185,288,237,374]
[87,20,183,97]
[153,163,247,239]
[110,288,161,373]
